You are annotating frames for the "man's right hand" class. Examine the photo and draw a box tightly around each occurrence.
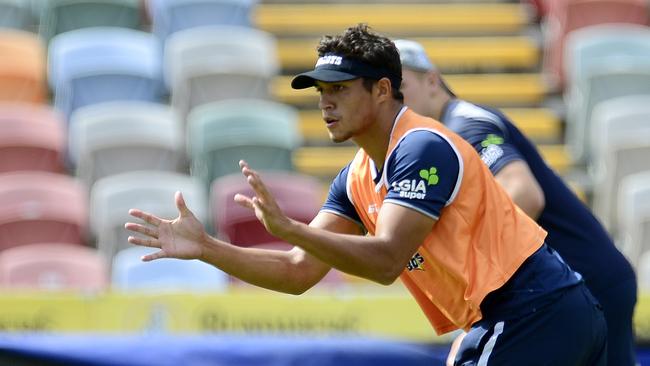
[125,191,207,262]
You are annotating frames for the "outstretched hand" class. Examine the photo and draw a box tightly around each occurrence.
[125,191,206,262]
[234,160,292,239]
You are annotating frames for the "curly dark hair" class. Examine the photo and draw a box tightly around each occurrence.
[317,24,403,101]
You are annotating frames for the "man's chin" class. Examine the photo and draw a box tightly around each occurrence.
[328,132,349,144]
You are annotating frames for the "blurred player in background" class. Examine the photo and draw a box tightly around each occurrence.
[126,24,607,365]
[394,39,637,366]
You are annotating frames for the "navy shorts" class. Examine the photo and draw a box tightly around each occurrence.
[453,283,607,366]
[592,275,637,366]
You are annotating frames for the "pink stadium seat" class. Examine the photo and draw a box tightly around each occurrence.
[0,172,88,252]
[542,0,649,90]
[210,171,322,247]
[0,30,47,103]
[0,243,108,291]
[211,172,349,288]
[0,103,66,173]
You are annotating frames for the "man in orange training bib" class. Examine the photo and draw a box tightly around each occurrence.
[126,24,607,365]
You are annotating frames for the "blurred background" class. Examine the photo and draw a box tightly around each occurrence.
[0,0,649,365]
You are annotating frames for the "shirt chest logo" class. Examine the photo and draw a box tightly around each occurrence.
[390,166,439,200]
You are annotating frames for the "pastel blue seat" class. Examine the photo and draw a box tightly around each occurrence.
[112,246,228,292]
[48,27,163,120]
[148,0,257,41]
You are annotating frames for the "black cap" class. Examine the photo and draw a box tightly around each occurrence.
[291,54,400,89]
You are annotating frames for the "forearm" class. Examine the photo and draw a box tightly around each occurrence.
[502,180,544,219]
[495,161,545,220]
[282,219,402,285]
[199,236,322,295]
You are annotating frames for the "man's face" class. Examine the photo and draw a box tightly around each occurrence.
[315,78,377,143]
[400,68,434,117]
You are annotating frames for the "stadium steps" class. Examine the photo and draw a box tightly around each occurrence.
[254,3,532,36]
[293,144,571,177]
[273,73,550,107]
[298,108,561,145]
[277,36,540,73]
[263,1,578,187]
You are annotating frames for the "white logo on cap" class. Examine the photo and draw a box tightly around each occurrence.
[315,55,342,67]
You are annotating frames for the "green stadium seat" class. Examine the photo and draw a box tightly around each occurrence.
[38,0,143,41]
[187,99,300,188]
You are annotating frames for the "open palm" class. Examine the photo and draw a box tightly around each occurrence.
[125,191,206,261]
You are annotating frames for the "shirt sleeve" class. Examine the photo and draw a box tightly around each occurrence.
[384,130,461,220]
[320,163,363,227]
[446,114,524,175]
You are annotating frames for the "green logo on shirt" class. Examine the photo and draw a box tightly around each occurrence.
[419,167,439,186]
[481,134,504,148]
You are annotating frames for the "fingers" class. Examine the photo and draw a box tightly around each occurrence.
[234,193,255,210]
[141,250,167,262]
[127,235,160,248]
[240,164,273,204]
[175,191,192,218]
[128,209,163,227]
[124,222,158,239]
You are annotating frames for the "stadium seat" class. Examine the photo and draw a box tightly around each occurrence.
[90,170,208,263]
[187,99,299,188]
[48,27,163,120]
[0,0,35,30]
[68,101,184,187]
[210,171,321,246]
[617,171,650,269]
[563,24,650,95]
[0,103,66,173]
[636,250,650,291]
[542,0,649,90]
[0,172,88,252]
[564,63,650,164]
[0,243,108,291]
[112,246,228,292]
[147,0,257,42]
[0,29,46,103]
[591,140,650,234]
[164,25,278,118]
[589,96,650,232]
[38,0,143,42]
[589,94,650,171]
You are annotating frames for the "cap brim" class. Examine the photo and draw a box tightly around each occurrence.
[291,69,359,89]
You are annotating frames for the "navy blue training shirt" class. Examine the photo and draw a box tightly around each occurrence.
[442,99,635,295]
[321,129,461,225]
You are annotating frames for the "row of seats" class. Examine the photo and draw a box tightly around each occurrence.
[0,0,257,42]
[555,23,650,244]
[540,0,649,91]
[1,0,648,293]
[0,168,331,291]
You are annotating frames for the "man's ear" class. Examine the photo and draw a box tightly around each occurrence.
[427,71,440,89]
[375,77,393,101]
